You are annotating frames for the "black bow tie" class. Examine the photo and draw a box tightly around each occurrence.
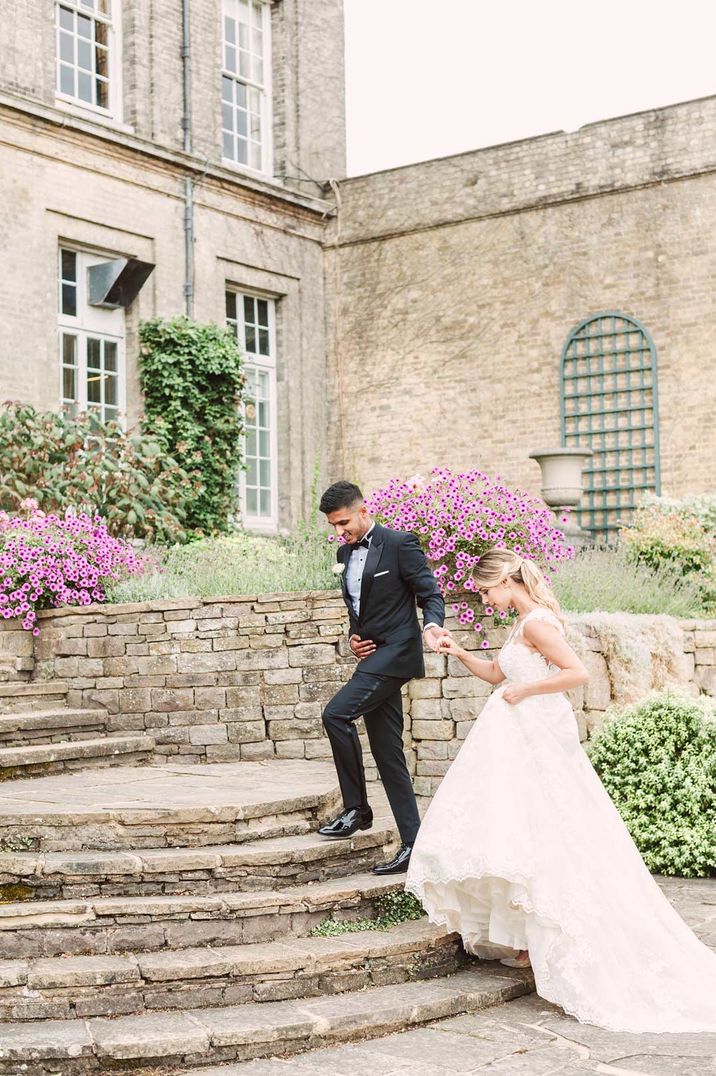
[354,537,371,550]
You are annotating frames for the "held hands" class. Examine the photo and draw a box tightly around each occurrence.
[424,625,451,653]
[434,631,462,657]
[349,634,377,661]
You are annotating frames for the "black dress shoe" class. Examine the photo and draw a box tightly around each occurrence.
[372,843,413,875]
[318,806,373,839]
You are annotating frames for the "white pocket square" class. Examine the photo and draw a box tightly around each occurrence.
[374,570,390,577]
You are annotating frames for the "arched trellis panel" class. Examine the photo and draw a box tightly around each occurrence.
[560,312,661,542]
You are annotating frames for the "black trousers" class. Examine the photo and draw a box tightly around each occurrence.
[322,668,421,845]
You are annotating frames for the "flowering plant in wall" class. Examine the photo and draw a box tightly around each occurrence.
[0,501,143,634]
[366,468,574,646]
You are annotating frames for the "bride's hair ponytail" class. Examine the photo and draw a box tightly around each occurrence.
[469,548,563,620]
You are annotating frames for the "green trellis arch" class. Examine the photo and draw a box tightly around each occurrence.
[560,312,661,542]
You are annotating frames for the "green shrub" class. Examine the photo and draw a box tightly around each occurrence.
[588,694,716,877]
[642,492,716,534]
[553,546,710,616]
[139,317,246,536]
[0,403,193,544]
[107,527,336,603]
[621,505,714,576]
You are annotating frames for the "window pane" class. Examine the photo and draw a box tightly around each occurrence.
[87,373,101,404]
[259,429,269,456]
[225,45,237,73]
[246,487,258,515]
[259,458,270,486]
[104,341,117,372]
[246,458,257,485]
[237,110,247,137]
[104,373,118,405]
[258,400,268,428]
[59,6,74,31]
[246,429,257,456]
[225,291,237,321]
[96,77,108,108]
[256,298,269,326]
[95,20,108,45]
[59,31,74,62]
[222,76,233,102]
[243,295,254,322]
[59,63,75,95]
[245,324,256,352]
[77,70,92,101]
[224,15,236,44]
[259,488,271,516]
[77,38,92,70]
[96,45,108,76]
[104,405,119,422]
[62,334,78,365]
[61,250,77,282]
[87,337,101,369]
[77,13,92,38]
[222,103,234,131]
[61,283,77,317]
[258,328,269,355]
[223,131,234,158]
[63,366,77,400]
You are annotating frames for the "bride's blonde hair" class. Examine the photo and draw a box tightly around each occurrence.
[470,548,562,619]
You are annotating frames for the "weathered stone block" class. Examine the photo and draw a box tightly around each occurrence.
[188,724,228,745]
[226,720,266,743]
[411,719,454,740]
[288,644,336,667]
[151,688,194,712]
[583,651,612,710]
[410,698,450,721]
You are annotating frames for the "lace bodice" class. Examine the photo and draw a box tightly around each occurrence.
[497,607,564,684]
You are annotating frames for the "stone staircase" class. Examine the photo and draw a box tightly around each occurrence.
[0,758,534,1073]
[0,682,156,780]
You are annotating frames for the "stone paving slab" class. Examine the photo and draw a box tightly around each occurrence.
[0,759,338,818]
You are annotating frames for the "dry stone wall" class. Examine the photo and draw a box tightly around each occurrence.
[0,594,714,795]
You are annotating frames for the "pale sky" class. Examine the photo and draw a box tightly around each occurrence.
[344,0,716,176]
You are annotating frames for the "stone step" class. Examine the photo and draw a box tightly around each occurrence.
[0,734,156,780]
[0,965,534,1073]
[0,760,342,851]
[0,872,404,959]
[0,919,468,1021]
[0,708,109,746]
[0,681,68,713]
[0,823,399,902]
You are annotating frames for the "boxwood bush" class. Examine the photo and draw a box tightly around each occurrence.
[588,694,716,877]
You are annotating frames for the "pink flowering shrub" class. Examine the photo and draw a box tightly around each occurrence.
[366,468,574,645]
[0,502,144,634]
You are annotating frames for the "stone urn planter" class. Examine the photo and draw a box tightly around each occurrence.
[528,447,593,545]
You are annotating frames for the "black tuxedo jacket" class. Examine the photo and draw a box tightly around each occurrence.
[337,522,445,680]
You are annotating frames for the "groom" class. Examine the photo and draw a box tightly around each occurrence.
[318,481,447,874]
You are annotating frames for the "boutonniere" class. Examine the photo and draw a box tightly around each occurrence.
[332,563,345,576]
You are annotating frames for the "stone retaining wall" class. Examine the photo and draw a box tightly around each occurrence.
[1,593,714,795]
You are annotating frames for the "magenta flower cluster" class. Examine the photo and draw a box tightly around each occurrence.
[0,504,144,634]
[366,468,575,644]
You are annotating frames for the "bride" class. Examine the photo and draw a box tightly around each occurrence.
[406,548,716,1032]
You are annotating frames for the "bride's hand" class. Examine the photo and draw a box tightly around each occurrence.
[502,684,532,705]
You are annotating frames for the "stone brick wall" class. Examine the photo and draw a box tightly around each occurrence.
[2,594,713,794]
[325,95,716,507]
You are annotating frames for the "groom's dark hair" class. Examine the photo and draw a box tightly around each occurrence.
[319,481,364,514]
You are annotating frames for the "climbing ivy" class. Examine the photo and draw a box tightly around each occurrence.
[139,317,247,536]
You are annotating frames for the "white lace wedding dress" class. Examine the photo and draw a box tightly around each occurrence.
[406,607,716,1031]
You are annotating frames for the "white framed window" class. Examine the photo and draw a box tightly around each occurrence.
[226,290,278,528]
[55,0,122,118]
[221,0,272,174]
[58,248,125,425]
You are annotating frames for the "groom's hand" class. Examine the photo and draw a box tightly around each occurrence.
[350,634,376,661]
[424,625,450,652]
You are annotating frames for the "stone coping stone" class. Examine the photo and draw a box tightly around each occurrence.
[0,966,533,1067]
[0,734,155,769]
[0,872,404,929]
[35,592,346,620]
[0,759,338,825]
[0,709,109,734]
[0,682,68,700]
[0,919,457,991]
[0,820,397,880]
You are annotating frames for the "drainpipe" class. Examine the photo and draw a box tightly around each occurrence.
[181,0,194,318]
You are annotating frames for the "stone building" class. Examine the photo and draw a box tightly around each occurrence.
[0,0,344,530]
[327,96,716,540]
[1,1,715,541]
